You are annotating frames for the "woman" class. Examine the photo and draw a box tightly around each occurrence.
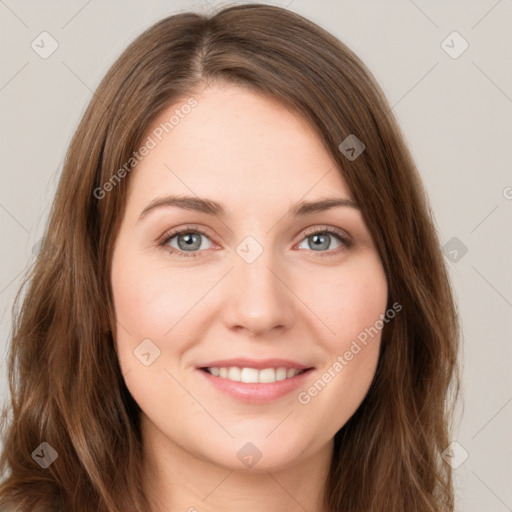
[0,3,460,511]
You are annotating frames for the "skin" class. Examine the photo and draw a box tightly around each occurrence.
[110,82,388,512]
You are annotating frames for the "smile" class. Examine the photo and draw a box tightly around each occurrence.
[203,366,306,383]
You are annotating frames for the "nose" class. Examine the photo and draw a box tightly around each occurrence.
[221,244,297,337]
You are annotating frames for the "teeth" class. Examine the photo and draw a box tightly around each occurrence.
[258,368,275,383]
[276,367,287,381]
[205,366,303,383]
[241,367,259,383]
[227,367,241,381]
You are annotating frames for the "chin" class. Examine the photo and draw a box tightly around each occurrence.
[196,433,315,473]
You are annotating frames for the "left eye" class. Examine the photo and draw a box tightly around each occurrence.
[297,230,346,252]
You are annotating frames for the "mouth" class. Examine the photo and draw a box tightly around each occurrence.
[195,358,315,403]
[199,366,310,384]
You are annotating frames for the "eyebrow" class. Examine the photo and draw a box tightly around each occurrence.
[138,194,360,221]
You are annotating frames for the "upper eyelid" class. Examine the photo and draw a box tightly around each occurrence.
[301,224,350,239]
[160,224,214,243]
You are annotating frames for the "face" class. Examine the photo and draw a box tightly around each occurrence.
[110,82,388,473]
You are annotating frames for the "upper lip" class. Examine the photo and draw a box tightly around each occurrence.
[197,358,314,371]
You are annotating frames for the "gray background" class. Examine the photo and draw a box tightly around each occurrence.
[1,1,511,510]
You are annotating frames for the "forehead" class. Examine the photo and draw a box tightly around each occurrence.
[125,83,354,214]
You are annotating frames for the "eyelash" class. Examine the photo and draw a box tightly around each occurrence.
[158,224,352,259]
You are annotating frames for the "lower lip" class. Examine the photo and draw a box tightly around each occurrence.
[196,368,314,403]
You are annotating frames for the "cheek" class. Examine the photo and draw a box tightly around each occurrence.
[313,255,388,418]
[303,254,388,343]
[110,247,221,380]
[296,254,387,412]
[111,249,204,336]
[110,247,168,369]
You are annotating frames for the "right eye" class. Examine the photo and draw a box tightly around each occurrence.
[160,227,215,257]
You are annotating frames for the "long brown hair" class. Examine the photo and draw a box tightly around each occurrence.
[0,3,460,511]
